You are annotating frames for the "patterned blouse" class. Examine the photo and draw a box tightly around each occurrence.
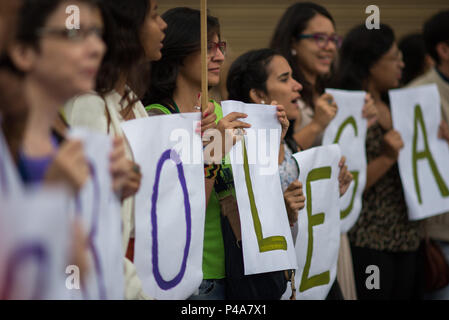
[279,142,300,192]
[348,123,423,252]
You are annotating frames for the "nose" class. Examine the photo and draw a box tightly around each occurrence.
[87,34,106,59]
[212,47,225,62]
[159,16,168,32]
[325,39,337,52]
[293,79,303,92]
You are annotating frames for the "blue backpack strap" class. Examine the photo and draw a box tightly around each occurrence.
[147,101,223,120]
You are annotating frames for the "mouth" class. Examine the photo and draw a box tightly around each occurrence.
[84,68,99,78]
[208,68,221,73]
[291,95,301,104]
[318,56,333,65]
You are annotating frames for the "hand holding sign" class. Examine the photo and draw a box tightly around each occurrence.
[338,156,353,196]
[439,120,449,143]
[313,93,338,131]
[216,111,251,156]
[283,180,305,226]
[362,93,378,128]
[382,130,404,161]
[44,139,89,193]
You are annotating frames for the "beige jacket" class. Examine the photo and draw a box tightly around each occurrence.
[409,68,449,242]
[65,91,151,299]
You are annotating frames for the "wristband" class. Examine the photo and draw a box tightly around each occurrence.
[204,163,221,180]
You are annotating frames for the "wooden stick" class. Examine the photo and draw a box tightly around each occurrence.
[200,0,208,112]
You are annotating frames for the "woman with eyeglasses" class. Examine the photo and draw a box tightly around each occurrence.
[63,0,167,300]
[1,0,110,288]
[144,7,292,300]
[270,2,368,300]
[333,24,424,300]
[144,7,238,300]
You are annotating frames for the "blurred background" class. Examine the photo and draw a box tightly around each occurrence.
[158,0,448,98]
[159,0,448,61]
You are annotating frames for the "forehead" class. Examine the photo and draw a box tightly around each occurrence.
[209,33,219,42]
[267,55,291,76]
[303,14,335,34]
[378,43,399,60]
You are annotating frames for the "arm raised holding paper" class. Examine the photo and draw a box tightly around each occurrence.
[293,93,337,150]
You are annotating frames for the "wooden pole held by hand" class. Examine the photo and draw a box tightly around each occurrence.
[200,0,208,112]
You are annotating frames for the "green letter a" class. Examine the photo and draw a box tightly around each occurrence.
[412,104,449,204]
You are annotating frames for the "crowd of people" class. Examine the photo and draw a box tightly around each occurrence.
[1,0,449,300]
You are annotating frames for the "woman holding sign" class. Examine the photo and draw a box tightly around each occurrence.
[334,23,424,300]
[63,0,167,299]
[226,49,307,227]
[226,48,364,300]
[144,7,244,300]
[0,0,112,291]
[269,2,367,300]
[145,8,293,300]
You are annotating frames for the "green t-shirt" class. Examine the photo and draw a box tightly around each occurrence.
[146,101,233,279]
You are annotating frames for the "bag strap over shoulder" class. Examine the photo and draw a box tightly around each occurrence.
[146,104,173,115]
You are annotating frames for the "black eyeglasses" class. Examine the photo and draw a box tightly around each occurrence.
[297,33,342,49]
[37,27,104,42]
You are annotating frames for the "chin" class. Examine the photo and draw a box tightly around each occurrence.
[76,82,95,95]
[208,77,220,87]
[317,65,331,75]
[149,51,162,62]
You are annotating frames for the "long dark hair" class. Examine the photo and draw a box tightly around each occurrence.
[226,48,298,151]
[96,0,152,107]
[270,2,335,109]
[0,0,99,161]
[143,7,220,107]
[399,33,428,85]
[227,48,278,103]
[333,23,395,91]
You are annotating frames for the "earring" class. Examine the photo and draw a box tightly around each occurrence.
[291,49,297,56]
[261,100,266,105]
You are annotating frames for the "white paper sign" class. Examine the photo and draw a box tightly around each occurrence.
[390,84,449,220]
[0,188,71,300]
[69,128,124,300]
[322,89,368,233]
[221,100,297,276]
[122,113,205,300]
[283,145,341,300]
[0,129,23,195]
